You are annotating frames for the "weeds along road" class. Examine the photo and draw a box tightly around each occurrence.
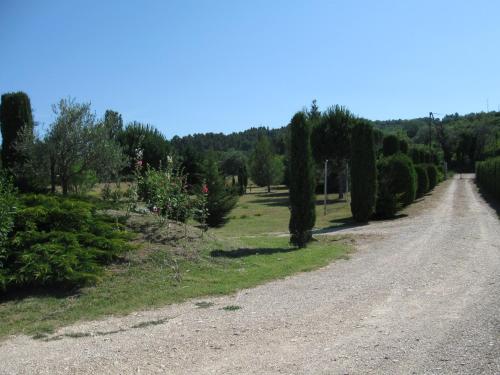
[1,175,499,374]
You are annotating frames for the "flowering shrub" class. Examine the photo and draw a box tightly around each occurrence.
[136,158,193,224]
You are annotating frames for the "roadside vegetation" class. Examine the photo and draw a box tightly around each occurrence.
[0,91,489,338]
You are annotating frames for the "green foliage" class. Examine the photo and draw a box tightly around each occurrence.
[382,134,400,156]
[311,105,353,170]
[237,164,248,195]
[476,156,500,200]
[415,164,430,198]
[376,154,417,218]
[220,150,246,177]
[43,99,125,195]
[0,174,17,288]
[399,139,409,154]
[118,122,170,173]
[202,154,238,227]
[137,162,191,223]
[350,121,377,222]
[250,136,283,191]
[1,195,132,291]
[288,112,316,247]
[0,92,34,191]
[425,163,439,190]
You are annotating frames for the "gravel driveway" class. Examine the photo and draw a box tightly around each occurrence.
[1,175,499,374]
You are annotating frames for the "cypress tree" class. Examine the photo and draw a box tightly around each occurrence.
[350,121,377,222]
[0,92,34,170]
[288,112,316,247]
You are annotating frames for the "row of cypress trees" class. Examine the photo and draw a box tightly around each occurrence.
[351,128,444,221]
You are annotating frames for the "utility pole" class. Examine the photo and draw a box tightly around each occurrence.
[428,112,434,150]
[323,159,328,215]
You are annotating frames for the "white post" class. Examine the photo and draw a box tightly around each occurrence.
[324,159,328,215]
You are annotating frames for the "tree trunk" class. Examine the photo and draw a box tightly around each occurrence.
[62,176,68,195]
[338,173,344,200]
[267,185,271,193]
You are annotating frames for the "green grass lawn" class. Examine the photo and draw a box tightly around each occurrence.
[214,185,352,237]
[0,184,353,339]
[0,235,349,339]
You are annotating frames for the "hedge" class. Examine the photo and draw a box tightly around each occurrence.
[415,164,429,198]
[476,157,500,200]
[375,154,417,218]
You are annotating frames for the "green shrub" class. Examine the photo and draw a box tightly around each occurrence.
[0,174,17,267]
[476,157,500,200]
[388,154,417,206]
[137,163,192,223]
[350,121,377,222]
[415,165,429,198]
[426,164,438,190]
[375,180,399,219]
[382,135,400,157]
[399,139,409,154]
[375,154,417,218]
[1,195,132,291]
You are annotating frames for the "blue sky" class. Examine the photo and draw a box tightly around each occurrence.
[1,0,499,138]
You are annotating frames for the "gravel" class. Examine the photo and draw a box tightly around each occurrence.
[1,174,499,374]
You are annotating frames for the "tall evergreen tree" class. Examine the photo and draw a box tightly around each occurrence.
[0,92,34,190]
[288,112,316,248]
[0,92,34,170]
[202,153,238,227]
[350,121,377,222]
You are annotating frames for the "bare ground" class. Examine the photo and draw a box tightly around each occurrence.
[0,175,499,374]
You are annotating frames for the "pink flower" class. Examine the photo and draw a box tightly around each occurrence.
[136,160,143,167]
[201,184,208,194]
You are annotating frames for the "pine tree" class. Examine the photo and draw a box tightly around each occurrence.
[288,112,316,247]
[202,153,237,227]
[350,121,377,222]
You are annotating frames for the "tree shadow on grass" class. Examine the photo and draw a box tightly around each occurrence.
[249,198,289,207]
[210,247,296,258]
[0,284,80,303]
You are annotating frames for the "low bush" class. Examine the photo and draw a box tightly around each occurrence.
[0,174,17,290]
[1,195,133,291]
[137,164,192,223]
[415,164,429,198]
[375,154,417,218]
[476,156,500,200]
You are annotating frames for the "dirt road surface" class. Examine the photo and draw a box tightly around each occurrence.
[1,175,499,374]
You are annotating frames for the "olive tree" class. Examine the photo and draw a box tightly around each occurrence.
[46,99,125,195]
